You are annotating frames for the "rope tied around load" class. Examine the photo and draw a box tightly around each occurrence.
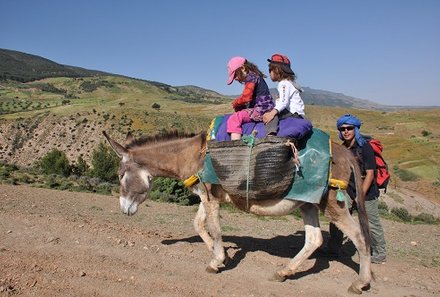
[241,130,258,211]
[285,139,300,171]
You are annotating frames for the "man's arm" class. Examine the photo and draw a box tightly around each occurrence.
[362,169,375,196]
[361,142,376,196]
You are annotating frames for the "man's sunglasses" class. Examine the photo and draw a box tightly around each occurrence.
[338,126,355,132]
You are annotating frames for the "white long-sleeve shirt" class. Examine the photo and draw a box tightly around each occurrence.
[274,80,305,116]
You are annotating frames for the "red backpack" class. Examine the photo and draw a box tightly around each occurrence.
[356,136,391,192]
[367,138,391,192]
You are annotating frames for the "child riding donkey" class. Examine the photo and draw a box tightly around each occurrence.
[226,56,276,140]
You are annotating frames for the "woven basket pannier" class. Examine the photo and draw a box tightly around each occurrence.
[208,136,295,200]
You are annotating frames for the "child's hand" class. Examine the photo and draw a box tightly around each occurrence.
[232,100,243,111]
[232,93,252,111]
[263,109,277,124]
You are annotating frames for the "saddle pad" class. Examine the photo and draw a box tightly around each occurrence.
[283,128,330,203]
[209,114,313,141]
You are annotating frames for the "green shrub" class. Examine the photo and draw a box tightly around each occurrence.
[73,176,95,192]
[59,180,74,190]
[421,130,432,137]
[413,213,438,224]
[38,83,66,95]
[291,208,302,220]
[378,200,389,216]
[149,177,199,205]
[72,156,88,176]
[44,174,62,188]
[378,200,389,212]
[80,81,98,92]
[0,162,18,179]
[89,142,119,183]
[37,149,71,177]
[395,168,419,182]
[16,173,33,184]
[391,207,412,222]
[94,182,115,195]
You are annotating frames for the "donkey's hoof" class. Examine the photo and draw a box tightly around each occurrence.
[269,272,287,282]
[347,285,362,295]
[205,266,218,274]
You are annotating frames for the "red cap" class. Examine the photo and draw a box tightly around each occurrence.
[267,53,291,65]
[267,53,295,75]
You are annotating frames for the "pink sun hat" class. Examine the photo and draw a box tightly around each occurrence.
[227,56,246,85]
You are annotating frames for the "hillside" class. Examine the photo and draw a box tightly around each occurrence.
[0,49,439,205]
[0,48,111,82]
[300,87,387,110]
[1,48,402,110]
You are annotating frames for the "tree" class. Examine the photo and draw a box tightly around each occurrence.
[72,155,89,176]
[38,149,71,177]
[89,142,119,183]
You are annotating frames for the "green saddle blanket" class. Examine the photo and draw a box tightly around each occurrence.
[199,128,331,204]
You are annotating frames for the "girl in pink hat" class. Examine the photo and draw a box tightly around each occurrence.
[226,56,276,140]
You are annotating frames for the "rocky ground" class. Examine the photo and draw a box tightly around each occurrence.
[1,184,439,297]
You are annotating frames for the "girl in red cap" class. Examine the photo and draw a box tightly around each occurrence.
[226,56,276,140]
[263,53,305,131]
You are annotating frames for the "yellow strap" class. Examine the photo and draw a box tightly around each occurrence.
[328,178,348,190]
[207,118,216,141]
[183,174,199,187]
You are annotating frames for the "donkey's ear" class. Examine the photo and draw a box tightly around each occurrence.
[125,131,134,146]
[102,131,128,158]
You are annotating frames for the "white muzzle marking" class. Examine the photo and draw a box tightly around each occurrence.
[119,195,138,216]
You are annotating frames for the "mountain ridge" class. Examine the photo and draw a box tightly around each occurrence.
[2,48,426,110]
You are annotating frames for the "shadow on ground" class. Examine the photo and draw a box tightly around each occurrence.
[162,230,359,280]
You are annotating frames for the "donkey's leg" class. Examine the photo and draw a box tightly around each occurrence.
[329,206,372,294]
[193,202,214,251]
[322,190,372,294]
[271,203,323,281]
[204,198,226,273]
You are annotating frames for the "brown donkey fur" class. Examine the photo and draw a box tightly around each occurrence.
[103,130,372,294]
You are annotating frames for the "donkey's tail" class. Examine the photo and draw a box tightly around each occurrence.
[351,160,371,252]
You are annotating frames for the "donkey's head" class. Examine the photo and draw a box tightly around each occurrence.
[103,131,153,216]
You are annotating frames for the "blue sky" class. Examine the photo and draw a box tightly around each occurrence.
[1,0,439,106]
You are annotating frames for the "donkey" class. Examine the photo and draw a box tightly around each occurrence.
[103,130,372,294]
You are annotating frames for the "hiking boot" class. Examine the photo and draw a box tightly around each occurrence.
[371,254,386,264]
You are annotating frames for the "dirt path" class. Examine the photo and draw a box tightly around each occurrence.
[1,184,439,297]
